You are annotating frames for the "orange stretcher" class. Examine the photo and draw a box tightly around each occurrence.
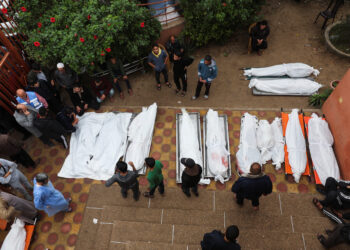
[0,219,7,230]
[24,223,35,250]
[281,111,311,178]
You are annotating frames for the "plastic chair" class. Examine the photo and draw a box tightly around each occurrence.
[314,0,344,29]
[247,22,257,54]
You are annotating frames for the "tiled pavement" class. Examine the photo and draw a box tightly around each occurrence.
[0,107,320,250]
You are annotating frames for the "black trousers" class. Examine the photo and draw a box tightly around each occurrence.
[182,183,198,195]
[76,101,100,116]
[252,39,268,51]
[114,78,132,93]
[236,193,260,207]
[321,208,349,247]
[10,148,35,168]
[149,180,165,195]
[174,71,187,92]
[195,80,211,97]
[121,182,140,199]
[155,68,168,84]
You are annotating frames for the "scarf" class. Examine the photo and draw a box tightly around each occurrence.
[152,48,162,58]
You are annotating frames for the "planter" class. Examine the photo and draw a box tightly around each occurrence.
[330,80,340,89]
[325,21,350,58]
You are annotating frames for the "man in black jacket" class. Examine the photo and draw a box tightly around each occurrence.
[165,35,184,63]
[70,84,100,116]
[173,51,193,97]
[231,163,272,210]
[201,225,241,250]
[181,158,202,197]
[250,20,270,56]
[105,161,140,201]
[34,107,68,149]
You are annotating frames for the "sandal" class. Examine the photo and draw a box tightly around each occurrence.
[312,197,323,210]
[119,92,125,99]
[157,84,161,91]
[181,91,186,97]
[165,82,172,88]
[317,234,325,244]
[175,89,180,95]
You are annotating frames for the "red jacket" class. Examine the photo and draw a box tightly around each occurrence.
[90,78,113,98]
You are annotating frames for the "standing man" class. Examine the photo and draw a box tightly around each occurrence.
[181,158,202,197]
[16,89,48,111]
[192,55,217,100]
[173,51,193,97]
[148,44,171,91]
[165,35,184,63]
[201,225,241,250]
[33,173,72,216]
[105,161,140,201]
[250,20,270,56]
[0,158,33,201]
[70,84,100,116]
[107,56,133,98]
[90,77,115,103]
[231,163,272,211]
[143,157,165,198]
[0,133,36,168]
[34,107,69,149]
[53,63,79,96]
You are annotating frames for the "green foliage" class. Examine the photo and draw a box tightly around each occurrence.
[179,0,262,47]
[12,0,161,72]
[309,88,333,107]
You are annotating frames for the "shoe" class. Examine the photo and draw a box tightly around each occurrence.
[183,190,191,197]
[122,193,127,198]
[67,197,72,203]
[204,95,209,99]
[134,192,140,201]
[66,207,73,213]
[47,141,54,147]
[175,89,180,95]
[192,191,199,197]
[143,192,154,198]
[192,96,197,100]
[181,91,186,97]
[128,89,133,96]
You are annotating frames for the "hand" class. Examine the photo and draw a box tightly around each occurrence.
[51,80,55,86]
[72,117,79,125]
[46,205,50,208]
[76,106,81,113]
[233,193,236,199]
[128,161,134,167]
[113,78,118,84]
[202,79,207,83]
[123,75,128,80]
[4,171,11,178]
[100,94,106,101]
[84,104,88,110]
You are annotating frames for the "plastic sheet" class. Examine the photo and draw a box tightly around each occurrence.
[249,78,322,95]
[1,219,26,250]
[308,113,340,185]
[205,109,230,183]
[285,109,307,183]
[256,120,274,164]
[271,118,285,170]
[236,113,261,174]
[244,63,320,78]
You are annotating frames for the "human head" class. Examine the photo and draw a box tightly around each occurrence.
[31,63,41,72]
[250,162,262,175]
[27,71,39,87]
[152,44,159,54]
[36,173,49,185]
[225,225,239,242]
[259,20,268,30]
[145,157,155,168]
[204,55,212,65]
[109,56,117,64]
[170,35,176,43]
[72,84,82,93]
[57,62,65,72]
[16,104,29,115]
[63,106,74,115]
[16,89,27,99]
[116,161,128,173]
[94,78,102,86]
[173,50,182,61]
[38,107,48,117]
[181,158,195,168]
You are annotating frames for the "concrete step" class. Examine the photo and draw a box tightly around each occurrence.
[108,241,200,250]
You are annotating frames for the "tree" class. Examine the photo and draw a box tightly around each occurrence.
[12,0,161,71]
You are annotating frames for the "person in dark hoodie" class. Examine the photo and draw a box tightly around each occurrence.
[181,158,202,197]
[34,107,69,149]
[250,20,270,56]
[201,225,241,250]
[70,83,100,116]
[56,106,79,133]
[165,35,184,63]
[148,44,171,91]
[173,50,193,97]
[231,163,272,210]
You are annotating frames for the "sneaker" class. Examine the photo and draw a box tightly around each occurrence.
[192,96,197,100]
[204,95,209,99]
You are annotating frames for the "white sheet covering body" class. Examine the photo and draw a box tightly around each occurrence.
[58,112,131,180]
[205,109,230,183]
[1,219,26,250]
[271,118,285,170]
[308,113,340,185]
[125,103,157,171]
[244,63,320,78]
[256,120,274,164]
[179,109,203,180]
[236,113,261,174]
[249,78,322,95]
[285,109,307,183]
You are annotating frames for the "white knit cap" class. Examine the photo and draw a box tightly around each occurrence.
[57,62,64,69]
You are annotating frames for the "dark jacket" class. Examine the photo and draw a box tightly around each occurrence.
[251,25,270,41]
[70,87,94,108]
[173,57,194,77]
[107,59,126,77]
[26,79,54,101]
[201,230,241,250]
[231,175,272,199]
[53,66,78,89]
[0,134,22,156]
[181,165,202,187]
[34,117,67,139]
[90,78,113,98]
[165,39,183,62]
[105,170,139,190]
[56,108,76,132]
[148,49,167,72]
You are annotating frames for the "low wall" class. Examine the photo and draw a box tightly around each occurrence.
[322,69,350,179]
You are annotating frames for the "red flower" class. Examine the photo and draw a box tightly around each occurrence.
[87,15,91,20]
[50,17,56,23]
[105,48,111,53]
[107,23,111,26]
[37,22,42,28]
[80,37,85,43]
[20,6,27,12]
[93,35,98,40]
[74,33,77,37]
[101,52,105,56]
[222,3,227,6]
[34,41,40,47]
[91,62,94,66]
[1,8,8,14]
[140,22,145,28]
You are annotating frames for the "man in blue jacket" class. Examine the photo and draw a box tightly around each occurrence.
[231,163,272,211]
[148,44,171,91]
[192,55,217,100]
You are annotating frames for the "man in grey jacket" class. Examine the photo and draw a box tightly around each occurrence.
[105,161,140,201]
[0,158,33,201]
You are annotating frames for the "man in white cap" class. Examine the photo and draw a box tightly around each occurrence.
[53,62,79,91]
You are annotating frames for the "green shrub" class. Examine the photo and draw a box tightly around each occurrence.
[309,88,333,107]
[180,0,262,47]
[12,0,161,72]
